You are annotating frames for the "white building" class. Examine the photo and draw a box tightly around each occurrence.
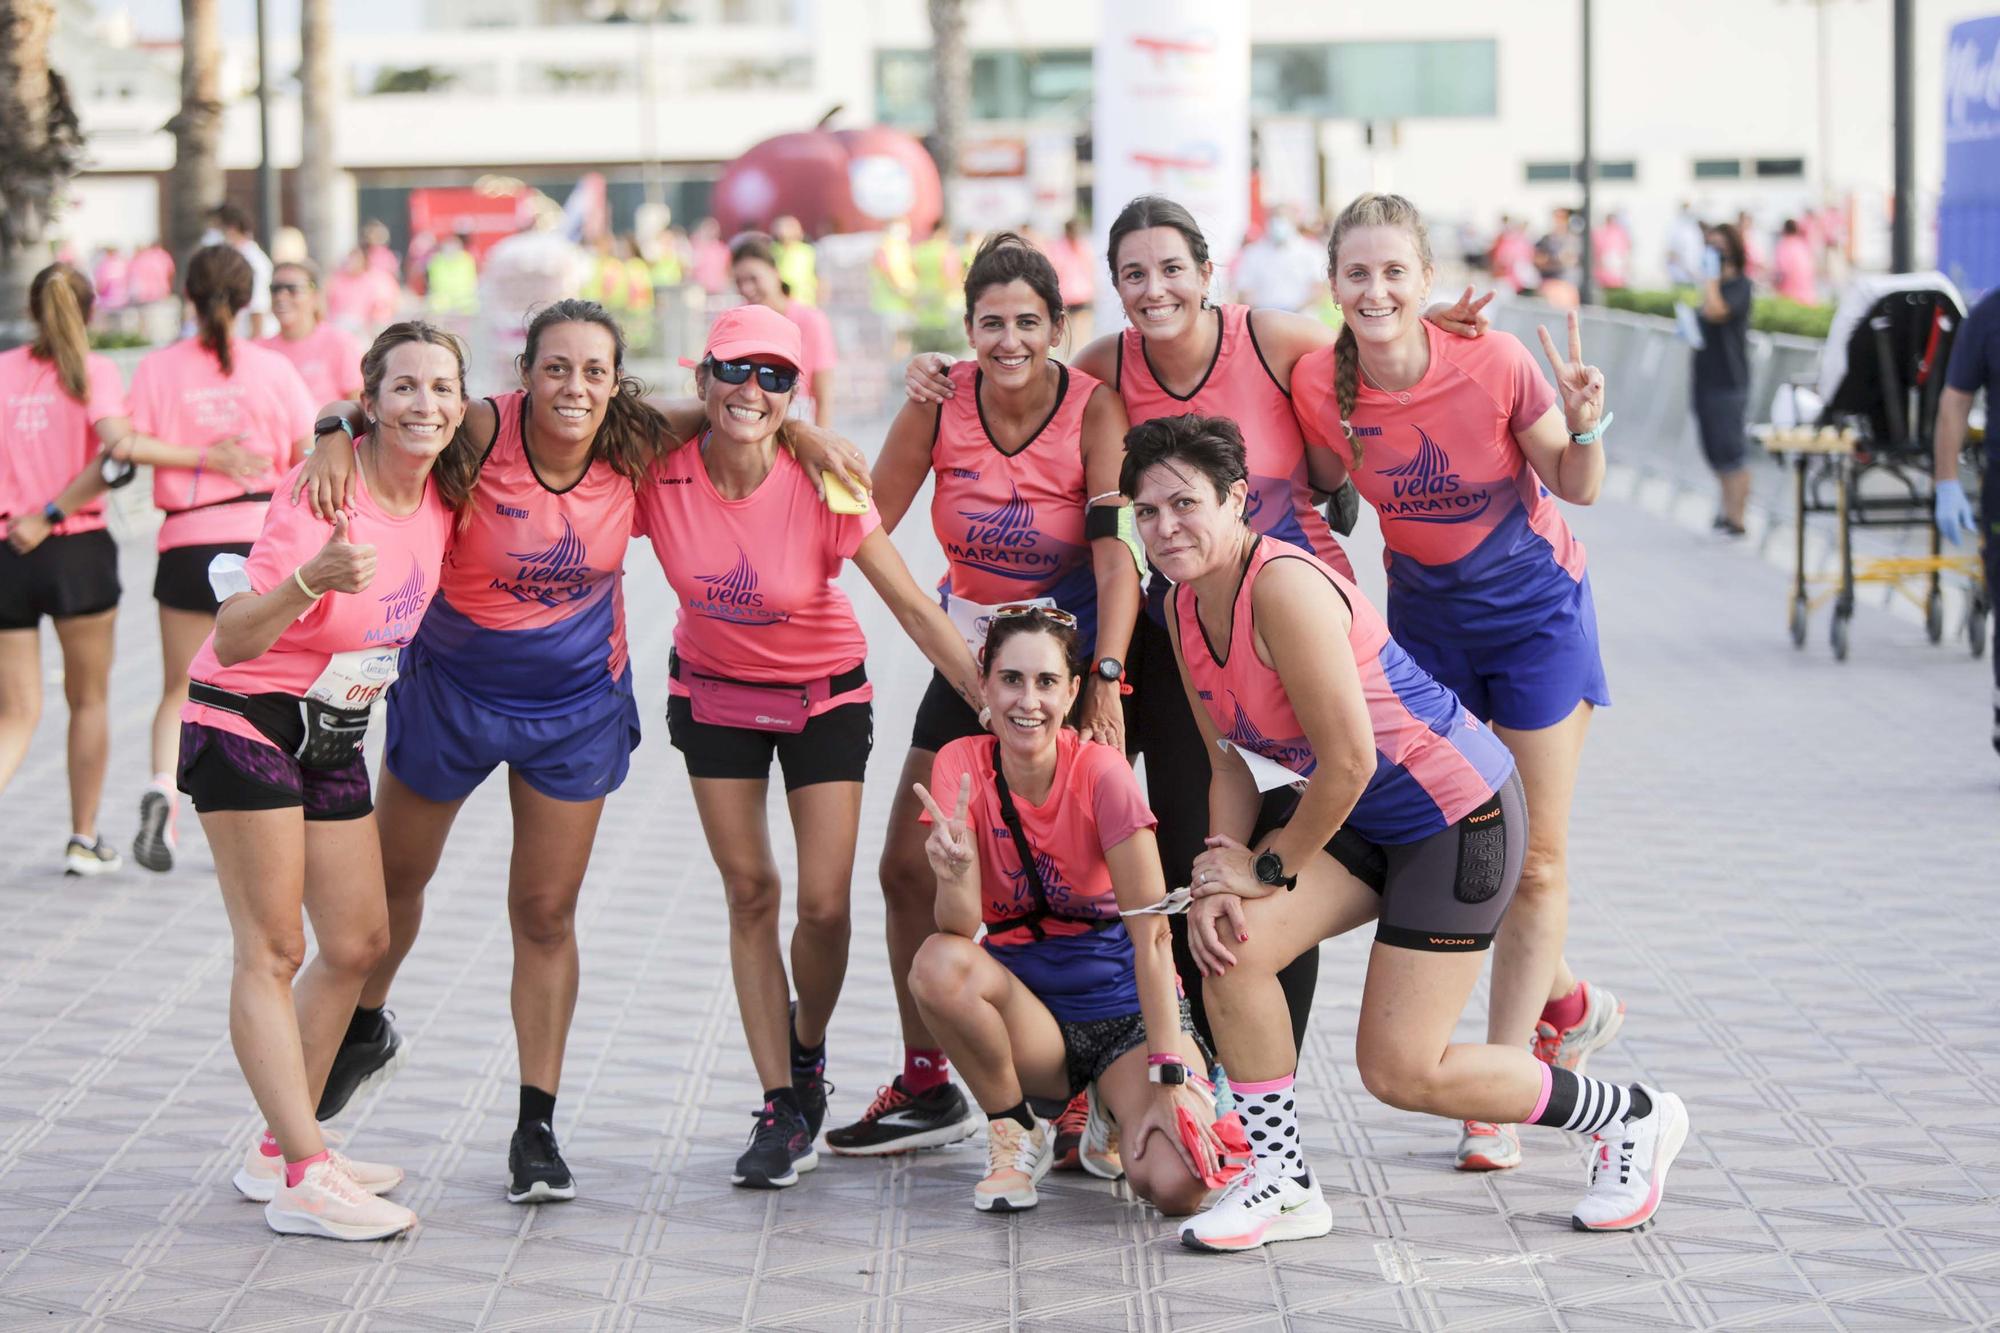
[52,0,2000,285]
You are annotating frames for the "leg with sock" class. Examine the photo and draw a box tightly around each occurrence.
[507,1083,574,1204]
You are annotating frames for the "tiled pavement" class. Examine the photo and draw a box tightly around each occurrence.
[2,444,1997,1331]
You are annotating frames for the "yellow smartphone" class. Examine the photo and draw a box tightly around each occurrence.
[822,470,869,516]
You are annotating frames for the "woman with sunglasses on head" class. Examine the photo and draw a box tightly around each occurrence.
[825,233,1140,1161]
[635,304,983,1190]
[260,260,364,406]
[184,321,476,1240]
[1291,194,1625,1177]
[1123,413,1688,1251]
[906,197,1492,1059]
[908,604,1214,1217]
[294,298,867,1205]
[127,245,319,874]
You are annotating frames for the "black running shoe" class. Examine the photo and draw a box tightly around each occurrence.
[733,1098,818,1189]
[316,1011,407,1121]
[132,790,173,873]
[508,1120,577,1203]
[824,1077,980,1156]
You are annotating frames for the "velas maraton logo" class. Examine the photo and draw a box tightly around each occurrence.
[1378,427,1492,525]
[492,516,596,609]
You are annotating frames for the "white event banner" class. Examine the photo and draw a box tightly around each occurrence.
[1092,1,1251,333]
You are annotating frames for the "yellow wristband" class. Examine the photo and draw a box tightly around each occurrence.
[293,567,323,600]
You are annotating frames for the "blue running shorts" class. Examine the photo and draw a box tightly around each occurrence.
[385,648,641,804]
[1390,574,1611,733]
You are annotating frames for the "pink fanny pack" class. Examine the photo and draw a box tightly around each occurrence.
[674,652,854,734]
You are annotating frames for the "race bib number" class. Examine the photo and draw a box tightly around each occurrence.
[303,647,401,710]
[944,592,1056,658]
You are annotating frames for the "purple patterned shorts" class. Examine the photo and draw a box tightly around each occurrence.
[177,723,372,821]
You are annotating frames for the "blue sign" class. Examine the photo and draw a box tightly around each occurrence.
[1941,15,2000,298]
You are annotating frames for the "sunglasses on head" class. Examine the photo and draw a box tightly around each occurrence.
[706,357,798,394]
[991,603,1078,629]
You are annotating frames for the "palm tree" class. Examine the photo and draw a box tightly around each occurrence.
[165,0,224,263]
[0,0,84,349]
[926,0,969,222]
[298,0,337,266]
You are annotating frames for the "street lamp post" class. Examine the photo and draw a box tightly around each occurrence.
[1891,0,1914,271]
[1578,0,1595,307]
[254,0,279,248]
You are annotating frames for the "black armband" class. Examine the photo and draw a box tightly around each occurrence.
[1084,504,1123,541]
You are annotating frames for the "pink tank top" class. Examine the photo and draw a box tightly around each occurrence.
[929,359,1100,642]
[1118,304,1350,578]
[1172,536,1513,843]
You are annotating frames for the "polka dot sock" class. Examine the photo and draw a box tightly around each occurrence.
[1232,1072,1305,1180]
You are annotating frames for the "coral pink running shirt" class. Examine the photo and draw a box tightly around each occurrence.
[1293,321,1579,638]
[412,391,635,717]
[1118,303,1351,578]
[1173,536,1514,844]
[929,359,1100,642]
[258,322,363,405]
[183,461,453,749]
[634,438,877,710]
[128,339,316,551]
[0,348,126,536]
[785,299,837,419]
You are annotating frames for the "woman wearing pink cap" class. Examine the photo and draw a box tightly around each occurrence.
[634,303,983,1190]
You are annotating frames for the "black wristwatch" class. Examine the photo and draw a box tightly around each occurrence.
[1147,1058,1189,1086]
[314,414,357,440]
[42,501,64,523]
[1254,850,1298,892]
[1092,656,1125,684]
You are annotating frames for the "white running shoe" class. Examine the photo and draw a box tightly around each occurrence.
[1534,981,1627,1074]
[1454,1120,1522,1171]
[233,1137,404,1203]
[1179,1158,1333,1253]
[63,836,123,877]
[1078,1085,1123,1181]
[1571,1087,1690,1233]
[264,1158,416,1241]
[973,1116,1053,1213]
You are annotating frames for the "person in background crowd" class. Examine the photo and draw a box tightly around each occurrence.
[91,248,130,316]
[1666,201,1707,287]
[1488,216,1535,294]
[910,220,965,331]
[271,227,310,266]
[261,260,365,406]
[872,220,920,359]
[1772,220,1817,304]
[126,245,317,874]
[360,219,400,279]
[1693,223,1755,536]
[1534,207,1582,306]
[1050,217,1097,346]
[1932,284,2000,752]
[129,242,177,308]
[404,231,439,300]
[1590,212,1630,292]
[1230,213,1326,313]
[691,218,733,297]
[732,232,837,428]
[206,204,276,338]
[326,247,401,335]
[650,227,690,290]
[619,236,656,352]
[770,216,819,308]
[1735,210,1765,284]
[427,233,480,318]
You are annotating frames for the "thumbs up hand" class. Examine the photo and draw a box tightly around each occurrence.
[299,510,378,596]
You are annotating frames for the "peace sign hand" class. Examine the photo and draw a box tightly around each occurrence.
[1536,309,1607,437]
[912,775,978,887]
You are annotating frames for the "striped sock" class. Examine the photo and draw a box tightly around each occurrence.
[1233,1072,1305,1179]
[1529,1064,1636,1135]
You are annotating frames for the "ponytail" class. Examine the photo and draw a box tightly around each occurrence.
[28,264,95,402]
[183,244,254,377]
[1333,322,1363,468]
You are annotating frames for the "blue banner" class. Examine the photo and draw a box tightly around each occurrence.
[1941,15,2000,298]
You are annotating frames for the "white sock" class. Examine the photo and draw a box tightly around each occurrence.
[1234,1072,1305,1179]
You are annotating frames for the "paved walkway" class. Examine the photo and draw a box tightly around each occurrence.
[2,451,1997,1331]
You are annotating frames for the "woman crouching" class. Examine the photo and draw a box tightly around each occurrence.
[909,606,1214,1216]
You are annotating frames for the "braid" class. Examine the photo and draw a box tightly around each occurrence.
[1333,322,1363,468]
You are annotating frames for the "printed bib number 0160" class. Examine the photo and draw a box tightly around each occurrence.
[944,593,1056,657]
[303,647,401,710]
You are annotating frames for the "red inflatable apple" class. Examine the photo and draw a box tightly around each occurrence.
[713,127,944,239]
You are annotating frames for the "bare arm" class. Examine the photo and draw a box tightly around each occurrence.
[213,511,376,666]
[913,772,984,937]
[1070,331,1120,384]
[871,399,942,533]
[851,527,984,714]
[1514,403,1605,505]
[1078,386,1141,747]
[1935,386,1974,481]
[811,371,834,428]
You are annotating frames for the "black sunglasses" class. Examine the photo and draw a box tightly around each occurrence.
[269,282,310,295]
[706,357,799,394]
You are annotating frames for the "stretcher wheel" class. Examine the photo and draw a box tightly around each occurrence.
[1971,602,1990,660]
[1925,589,1945,644]
[1789,595,1809,648]
[1830,607,1851,661]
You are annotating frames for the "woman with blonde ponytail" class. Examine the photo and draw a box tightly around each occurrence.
[1293,193,1638,1184]
[123,244,319,873]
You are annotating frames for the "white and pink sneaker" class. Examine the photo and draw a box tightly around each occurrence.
[1179,1157,1332,1253]
[264,1157,416,1241]
[232,1135,404,1203]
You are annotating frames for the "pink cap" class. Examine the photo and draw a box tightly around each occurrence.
[680,304,803,371]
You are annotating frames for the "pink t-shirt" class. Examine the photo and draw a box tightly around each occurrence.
[128,339,317,551]
[182,462,454,748]
[259,322,363,405]
[925,729,1156,947]
[785,299,837,418]
[326,267,400,332]
[0,348,126,535]
[634,439,877,708]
